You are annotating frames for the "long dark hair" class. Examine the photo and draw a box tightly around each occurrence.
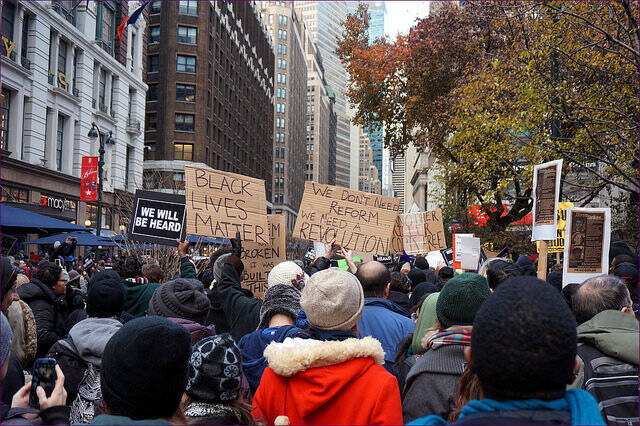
[448,361,483,423]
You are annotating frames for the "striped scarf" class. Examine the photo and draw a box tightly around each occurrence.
[425,325,473,351]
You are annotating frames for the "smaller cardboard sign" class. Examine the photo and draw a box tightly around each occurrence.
[129,190,186,246]
[456,236,481,271]
[401,209,447,255]
[563,207,611,285]
[241,215,286,299]
[390,216,404,254]
[532,160,563,241]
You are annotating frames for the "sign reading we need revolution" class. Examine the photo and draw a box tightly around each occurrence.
[293,182,400,255]
[184,165,268,244]
[129,190,186,246]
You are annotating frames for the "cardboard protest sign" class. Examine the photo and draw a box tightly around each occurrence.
[390,216,404,254]
[240,215,286,299]
[537,202,573,254]
[563,207,610,285]
[129,190,186,246]
[184,165,268,243]
[532,160,563,241]
[293,182,400,255]
[401,209,447,255]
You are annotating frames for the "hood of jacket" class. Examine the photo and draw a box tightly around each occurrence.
[65,317,122,366]
[577,309,639,365]
[263,336,384,417]
[17,279,56,304]
[166,317,215,345]
[364,297,410,317]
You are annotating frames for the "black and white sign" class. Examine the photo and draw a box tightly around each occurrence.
[129,190,186,246]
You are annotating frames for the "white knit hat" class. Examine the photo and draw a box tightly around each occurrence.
[267,261,309,288]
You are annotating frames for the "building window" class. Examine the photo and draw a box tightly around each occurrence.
[125,146,133,189]
[58,39,68,74]
[149,54,159,72]
[56,115,65,171]
[176,84,195,102]
[150,0,161,14]
[175,114,194,132]
[177,55,196,73]
[150,26,160,43]
[146,113,157,131]
[98,69,107,107]
[54,1,79,26]
[174,143,193,160]
[282,59,286,69]
[1,89,10,151]
[85,204,98,227]
[1,186,28,203]
[147,84,158,101]
[283,16,287,26]
[144,143,156,160]
[1,2,15,43]
[95,1,116,55]
[178,0,197,15]
[282,30,287,40]
[277,44,282,54]
[177,26,196,44]
[282,44,286,54]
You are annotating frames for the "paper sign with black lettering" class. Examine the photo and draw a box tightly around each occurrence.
[129,190,186,246]
[532,159,563,241]
[292,182,401,255]
[184,165,268,243]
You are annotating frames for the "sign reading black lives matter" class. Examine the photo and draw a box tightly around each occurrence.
[129,190,186,246]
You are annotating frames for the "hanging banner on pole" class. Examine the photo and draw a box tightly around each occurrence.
[531,159,563,241]
[184,165,268,243]
[80,156,98,201]
[562,207,611,285]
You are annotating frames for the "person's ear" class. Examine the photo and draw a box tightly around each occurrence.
[570,357,581,383]
[464,346,472,363]
[621,306,634,316]
[384,283,390,298]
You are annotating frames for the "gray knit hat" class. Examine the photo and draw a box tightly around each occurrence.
[148,278,211,324]
[1,313,13,368]
[213,254,231,283]
[258,284,301,329]
[300,268,364,331]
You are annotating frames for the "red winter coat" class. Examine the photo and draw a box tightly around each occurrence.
[252,336,402,425]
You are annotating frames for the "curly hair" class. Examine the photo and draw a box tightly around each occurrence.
[33,261,62,288]
[113,255,142,279]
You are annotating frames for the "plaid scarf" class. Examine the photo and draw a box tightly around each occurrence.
[425,325,473,351]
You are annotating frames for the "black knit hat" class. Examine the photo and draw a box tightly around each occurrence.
[87,270,126,318]
[100,316,191,420]
[414,257,429,270]
[186,334,242,404]
[148,278,211,325]
[258,284,301,329]
[472,276,577,400]
[408,268,427,291]
[614,262,639,288]
[436,273,490,328]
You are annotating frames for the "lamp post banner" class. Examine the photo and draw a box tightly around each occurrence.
[81,156,98,201]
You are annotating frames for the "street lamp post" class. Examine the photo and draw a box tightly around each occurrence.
[87,122,113,238]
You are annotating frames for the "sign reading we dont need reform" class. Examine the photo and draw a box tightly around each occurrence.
[184,165,268,244]
[293,182,401,255]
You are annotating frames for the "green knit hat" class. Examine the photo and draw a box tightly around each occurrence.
[436,272,490,329]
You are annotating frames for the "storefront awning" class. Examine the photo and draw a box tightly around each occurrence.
[23,231,118,247]
[1,204,87,231]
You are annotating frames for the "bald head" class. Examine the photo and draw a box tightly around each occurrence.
[356,261,391,298]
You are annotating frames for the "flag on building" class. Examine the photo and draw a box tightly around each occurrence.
[117,1,150,43]
[81,156,99,201]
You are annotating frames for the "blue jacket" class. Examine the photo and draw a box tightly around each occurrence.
[238,325,300,394]
[409,389,605,425]
[357,297,414,363]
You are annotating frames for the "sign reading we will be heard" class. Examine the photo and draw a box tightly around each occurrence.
[129,190,186,246]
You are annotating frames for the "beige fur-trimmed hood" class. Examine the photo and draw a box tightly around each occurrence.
[263,336,385,376]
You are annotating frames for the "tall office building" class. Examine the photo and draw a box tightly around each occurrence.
[143,1,274,201]
[358,129,381,194]
[260,2,307,231]
[348,1,386,188]
[1,0,147,233]
[295,1,353,189]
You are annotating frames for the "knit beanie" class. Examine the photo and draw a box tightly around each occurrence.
[411,292,439,355]
[436,272,490,329]
[258,284,301,329]
[614,262,639,288]
[267,261,309,288]
[407,268,426,290]
[300,268,364,331]
[213,254,231,283]
[186,334,242,404]
[87,270,126,318]
[148,278,211,325]
[100,316,191,420]
[1,313,13,369]
[414,257,429,271]
[1,256,17,302]
[472,276,577,399]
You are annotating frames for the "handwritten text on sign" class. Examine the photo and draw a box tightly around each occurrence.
[293,182,400,255]
[401,209,447,255]
[241,215,286,299]
[184,165,268,243]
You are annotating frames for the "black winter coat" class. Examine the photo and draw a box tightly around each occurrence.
[17,279,85,358]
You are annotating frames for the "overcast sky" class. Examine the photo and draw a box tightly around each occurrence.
[385,1,430,39]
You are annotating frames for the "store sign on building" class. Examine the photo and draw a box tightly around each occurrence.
[40,194,76,212]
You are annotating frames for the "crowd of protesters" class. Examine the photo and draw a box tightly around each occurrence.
[0,230,638,425]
